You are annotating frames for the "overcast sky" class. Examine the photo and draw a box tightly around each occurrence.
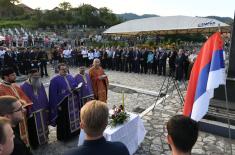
[21,0,234,18]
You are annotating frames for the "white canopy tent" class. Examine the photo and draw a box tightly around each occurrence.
[103,16,231,35]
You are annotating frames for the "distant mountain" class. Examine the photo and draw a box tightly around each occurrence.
[205,16,233,25]
[117,13,159,21]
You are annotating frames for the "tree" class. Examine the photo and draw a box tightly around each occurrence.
[76,4,100,26]
[99,7,122,26]
[33,8,43,20]
[0,0,24,18]
[0,2,121,28]
[0,0,12,7]
[59,2,72,11]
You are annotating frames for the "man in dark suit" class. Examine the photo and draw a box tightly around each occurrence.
[127,48,134,73]
[139,48,145,73]
[168,50,177,76]
[143,49,149,74]
[114,48,121,71]
[37,48,48,77]
[4,48,19,76]
[175,49,185,81]
[17,48,25,75]
[133,48,140,73]
[23,48,31,75]
[158,47,167,76]
[64,100,130,155]
[123,48,129,72]
[153,49,159,74]
[29,47,39,71]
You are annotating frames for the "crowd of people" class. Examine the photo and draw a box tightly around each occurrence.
[0,37,201,155]
[0,57,200,155]
[54,46,197,81]
[0,26,200,83]
[0,46,49,77]
[1,34,52,48]
[0,44,198,83]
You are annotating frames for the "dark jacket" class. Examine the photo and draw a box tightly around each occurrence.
[4,52,16,66]
[64,137,130,155]
[11,126,33,155]
[37,50,48,62]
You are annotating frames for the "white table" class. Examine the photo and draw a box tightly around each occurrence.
[78,112,146,155]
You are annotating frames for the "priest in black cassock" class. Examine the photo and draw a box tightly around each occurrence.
[49,63,81,141]
[21,69,49,149]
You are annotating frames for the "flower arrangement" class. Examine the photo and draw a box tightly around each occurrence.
[109,105,130,127]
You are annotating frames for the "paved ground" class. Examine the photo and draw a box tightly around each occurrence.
[135,91,235,155]
[23,66,235,155]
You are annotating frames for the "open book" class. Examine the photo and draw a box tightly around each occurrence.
[73,82,83,92]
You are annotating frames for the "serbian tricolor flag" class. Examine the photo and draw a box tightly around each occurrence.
[183,32,226,121]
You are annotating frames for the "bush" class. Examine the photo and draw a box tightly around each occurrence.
[0,20,36,28]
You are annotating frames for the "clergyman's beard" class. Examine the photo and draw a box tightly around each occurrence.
[31,78,41,94]
[80,71,85,75]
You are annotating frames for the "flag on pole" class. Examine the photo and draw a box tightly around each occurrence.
[183,32,226,121]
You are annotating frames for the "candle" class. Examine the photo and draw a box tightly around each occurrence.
[122,91,125,111]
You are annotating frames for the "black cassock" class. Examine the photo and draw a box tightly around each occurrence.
[175,55,185,81]
[56,95,81,141]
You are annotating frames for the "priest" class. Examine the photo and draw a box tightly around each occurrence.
[74,66,94,106]
[89,59,109,103]
[49,63,81,141]
[20,69,49,149]
[0,68,32,147]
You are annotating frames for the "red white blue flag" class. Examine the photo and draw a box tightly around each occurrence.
[183,32,226,121]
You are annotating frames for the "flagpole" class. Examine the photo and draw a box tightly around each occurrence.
[220,23,233,155]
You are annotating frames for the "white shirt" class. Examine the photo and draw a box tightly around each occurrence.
[88,52,94,60]
[112,51,116,58]
[107,50,112,58]
[94,50,100,58]
[0,50,6,59]
[81,50,88,58]
[63,49,71,58]
[189,53,197,63]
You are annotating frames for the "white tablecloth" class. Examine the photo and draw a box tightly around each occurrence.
[78,112,146,155]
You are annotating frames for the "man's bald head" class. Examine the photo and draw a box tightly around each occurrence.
[93,59,100,68]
